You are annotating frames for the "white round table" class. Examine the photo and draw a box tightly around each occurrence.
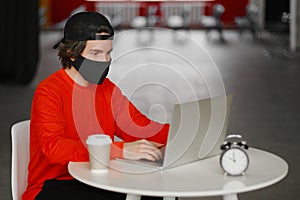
[68,148,288,200]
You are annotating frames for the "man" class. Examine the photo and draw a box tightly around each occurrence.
[23,11,169,200]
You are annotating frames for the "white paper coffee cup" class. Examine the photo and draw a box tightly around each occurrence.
[86,134,112,172]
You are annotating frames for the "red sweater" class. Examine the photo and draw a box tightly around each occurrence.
[22,69,169,200]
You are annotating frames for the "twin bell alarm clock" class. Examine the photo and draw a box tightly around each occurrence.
[220,134,249,176]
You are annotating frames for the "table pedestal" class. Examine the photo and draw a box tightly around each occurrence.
[223,194,238,200]
[126,194,176,200]
[126,194,140,200]
[125,194,238,200]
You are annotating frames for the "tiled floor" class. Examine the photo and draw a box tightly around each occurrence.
[1,29,299,200]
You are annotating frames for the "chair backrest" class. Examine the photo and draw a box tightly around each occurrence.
[146,5,159,26]
[213,4,225,19]
[246,3,260,22]
[182,5,192,27]
[11,120,30,200]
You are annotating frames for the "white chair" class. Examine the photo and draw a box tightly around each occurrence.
[10,120,123,200]
[166,5,192,30]
[11,120,30,200]
[131,4,159,29]
[130,4,159,44]
[166,5,192,43]
[199,4,225,41]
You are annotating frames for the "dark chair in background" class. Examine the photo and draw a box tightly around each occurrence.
[199,4,225,42]
[261,12,292,57]
[235,3,261,39]
[106,7,123,31]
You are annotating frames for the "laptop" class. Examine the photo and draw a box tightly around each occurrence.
[111,95,232,170]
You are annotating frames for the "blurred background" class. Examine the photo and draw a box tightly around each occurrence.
[1,0,300,199]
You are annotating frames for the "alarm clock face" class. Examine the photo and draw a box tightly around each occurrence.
[220,147,249,176]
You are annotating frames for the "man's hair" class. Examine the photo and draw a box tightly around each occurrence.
[57,25,112,69]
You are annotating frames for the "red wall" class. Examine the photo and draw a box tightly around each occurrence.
[47,0,249,27]
[204,0,249,26]
[48,0,95,25]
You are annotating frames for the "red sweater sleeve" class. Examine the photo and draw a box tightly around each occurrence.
[31,85,88,164]
[110,84,170,144]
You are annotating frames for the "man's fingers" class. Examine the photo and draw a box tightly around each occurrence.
[123,139,165,161]
[139,139,165,148]
[138,146,163,160]
[138,153,157,161]
[136,141,163,160]
[152,142,165,148]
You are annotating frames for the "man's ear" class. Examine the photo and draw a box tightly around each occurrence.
[69,50,75,62]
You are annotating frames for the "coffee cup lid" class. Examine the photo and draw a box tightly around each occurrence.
[86,134,112,145]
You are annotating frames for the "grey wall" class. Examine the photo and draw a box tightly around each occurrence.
[290,0,300,51]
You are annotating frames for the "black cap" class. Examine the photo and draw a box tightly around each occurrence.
[53,11,114,49]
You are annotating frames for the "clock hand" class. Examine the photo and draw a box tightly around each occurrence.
[232,152,236,162]
[227,158,234,161]
[226,155,235,162]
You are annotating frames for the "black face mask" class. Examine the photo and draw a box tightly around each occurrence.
[71,55,111,85]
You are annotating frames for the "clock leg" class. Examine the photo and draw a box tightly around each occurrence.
[223,193,239,200]
[126,194,141,200]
